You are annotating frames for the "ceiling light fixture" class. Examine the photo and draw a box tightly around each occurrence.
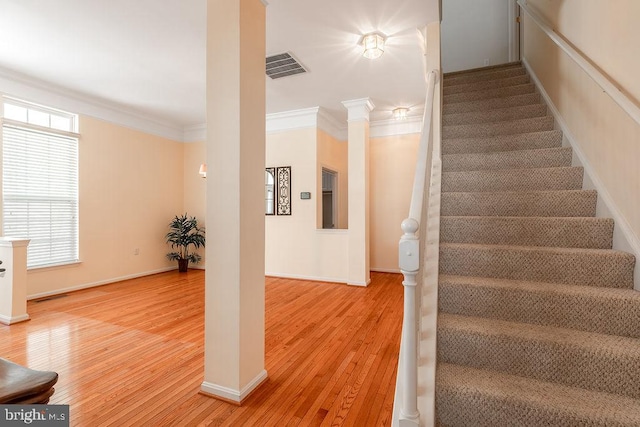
[198,163,207,178]
[393,107,409,120]
[361,32,386,59]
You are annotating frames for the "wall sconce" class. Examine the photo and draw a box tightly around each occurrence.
[392,107,409,120]
[199,163,207,178]
[361,32,386,59]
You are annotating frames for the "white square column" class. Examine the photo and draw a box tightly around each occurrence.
[0,238,30,325]
[201,0,267,404]
[343,98,375,287]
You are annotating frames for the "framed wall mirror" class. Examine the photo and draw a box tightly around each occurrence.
[265,167,275,215]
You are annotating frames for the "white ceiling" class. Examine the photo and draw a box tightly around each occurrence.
[0,0,438,135]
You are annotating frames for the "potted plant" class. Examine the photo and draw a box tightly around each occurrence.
[165,214,206,272]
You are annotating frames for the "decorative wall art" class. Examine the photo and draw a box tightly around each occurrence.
[276,166,291,215]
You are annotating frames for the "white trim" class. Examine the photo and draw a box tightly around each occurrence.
[0,313,30,325]
[265,271,347,284]
[523,58,640,290]
[317,108,347,141]
[0,68,185,142]
[200,369,268,403]
[518,0,640,127]
[0,237,30,248]
[371,268,401,274]
[508,0,520,62]
[183,124,206,142]
[27,266,176,300]
[347,278,371,287]
[266,107,320,134]
[342,98,375,122]
[370,116,423,138]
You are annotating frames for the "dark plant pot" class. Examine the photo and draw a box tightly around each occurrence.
[178,259,189,272]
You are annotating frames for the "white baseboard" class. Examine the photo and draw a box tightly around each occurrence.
[27,266,177,300]
[371,268,402,274]
[523,58,640,290]
[0,313,30,325]
[200,369,268,403]
[265,272,347,284]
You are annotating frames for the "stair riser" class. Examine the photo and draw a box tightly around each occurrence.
[444,75,530,95]
[444,66,526,87]
[443,147,572,172]
[441,190,597,217]
[443,116,554,139]
[440,217,614,249]
[438,327,640,398]
[444,93,541,114]
[439,281,640,337]
[442,130,563,155]
[439,245,635,288]
[443,104,548,126]
[445,84,536,104]
[442,167,583,193]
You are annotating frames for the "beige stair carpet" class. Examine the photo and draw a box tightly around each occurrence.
[435,62,640,426]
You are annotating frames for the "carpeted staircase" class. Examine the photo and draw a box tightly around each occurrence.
[435,62,640,426]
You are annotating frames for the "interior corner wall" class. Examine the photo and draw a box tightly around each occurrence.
[25,116,184,297]
[370,133,420,272]
[265,128,348,283]
[183,141,207,268]
[316,129,348,229]
[523,0,640,286]
[441,0,510,72]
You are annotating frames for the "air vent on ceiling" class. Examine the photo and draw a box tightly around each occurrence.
[266,52,307,79]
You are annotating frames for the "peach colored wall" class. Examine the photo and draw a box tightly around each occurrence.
[370,133,420,272]
[183,141,207,267]
[265,128,349,282]
[25,115,184,297]
[523,0,640,286]
[316,129,348,229]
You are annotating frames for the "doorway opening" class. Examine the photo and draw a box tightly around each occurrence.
[322,168,338,229]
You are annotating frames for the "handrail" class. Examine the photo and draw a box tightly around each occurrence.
[397,68,439,426]
[518,0,640,127]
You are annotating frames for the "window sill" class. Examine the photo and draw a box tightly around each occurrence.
[28,261,82,272]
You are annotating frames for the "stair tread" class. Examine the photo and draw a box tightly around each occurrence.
[440,215,614,249]
[443,75,530,95]
[440,242,633,257]
[441,189,597,217]
[442,166,583,192]
[443,92,541,114]
[443,115,554,139]
[440,274,640,300]
[442,147,572,172]
[437,363,640,426]
[439,312,640,351]
[444,83,536,104]
[443,103,548,126]
[442,130,563,154]
[438,313,640,397]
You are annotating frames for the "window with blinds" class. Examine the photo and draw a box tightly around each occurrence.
[2,98,79,268]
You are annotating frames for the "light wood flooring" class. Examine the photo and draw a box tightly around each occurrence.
[0,270,403,426]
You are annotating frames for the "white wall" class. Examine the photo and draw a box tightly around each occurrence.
[441,0,511,72]
[523,0,640,288]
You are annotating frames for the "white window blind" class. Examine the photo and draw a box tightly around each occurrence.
[2,124,79,268]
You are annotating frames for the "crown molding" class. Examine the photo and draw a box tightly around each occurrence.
[183,123,207,142]
[341,98,375,122]
[0,67,185,142]
[369,114,423,138]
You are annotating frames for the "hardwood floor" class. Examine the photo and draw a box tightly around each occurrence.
[0,270,404,426]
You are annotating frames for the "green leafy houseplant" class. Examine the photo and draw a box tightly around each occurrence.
[165,214,205,272]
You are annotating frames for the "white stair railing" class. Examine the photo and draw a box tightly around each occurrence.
[396,65,440,426]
